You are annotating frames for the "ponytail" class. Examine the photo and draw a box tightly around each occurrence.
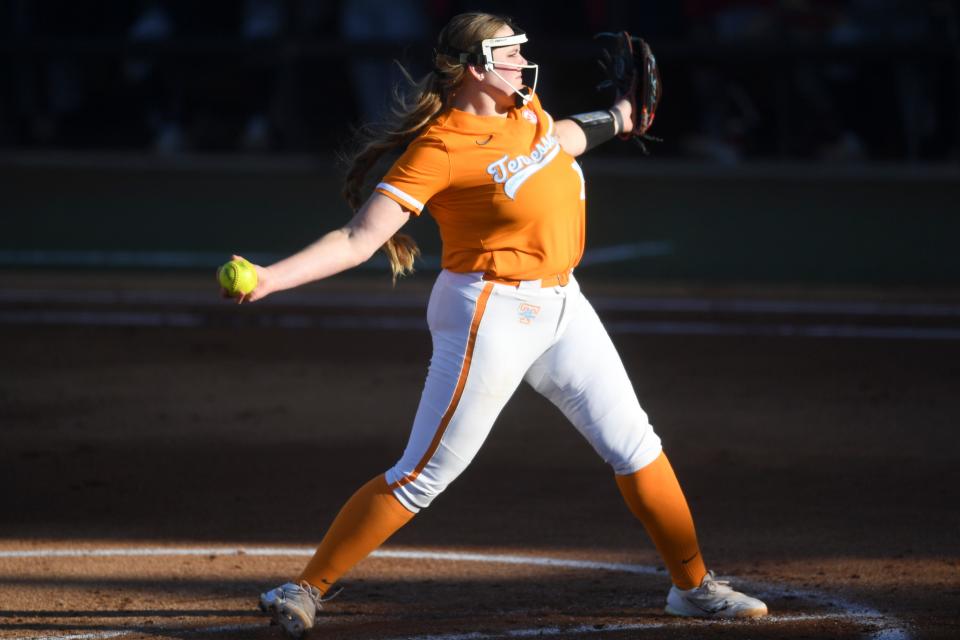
[341,12,517,283]
[341,69,452,283]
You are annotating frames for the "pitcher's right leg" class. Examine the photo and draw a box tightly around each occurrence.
[297,474,415,593]
[387,274,560,511]
[292,273,556,604]
[385,279,502,512]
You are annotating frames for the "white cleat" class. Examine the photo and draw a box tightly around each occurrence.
[665,571,768,619]
[259,581,327,638]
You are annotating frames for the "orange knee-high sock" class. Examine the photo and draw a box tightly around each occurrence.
[298,474,415,593]
[615,451,708,590]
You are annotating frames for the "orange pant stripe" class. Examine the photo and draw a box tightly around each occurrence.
[389,282,494,490]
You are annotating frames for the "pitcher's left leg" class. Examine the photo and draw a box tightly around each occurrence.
[524,290,767,616]
[523,291,706,589]
[615,452,706,589]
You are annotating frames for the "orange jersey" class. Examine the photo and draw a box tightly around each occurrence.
[375,94,586,281]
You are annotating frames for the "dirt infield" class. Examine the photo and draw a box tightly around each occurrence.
[1,271,958,639]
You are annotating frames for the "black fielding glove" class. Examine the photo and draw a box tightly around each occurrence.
[595,31,662,153]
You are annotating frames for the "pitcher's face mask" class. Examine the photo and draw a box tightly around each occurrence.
[479,32,538,106]
[440,32,539,106]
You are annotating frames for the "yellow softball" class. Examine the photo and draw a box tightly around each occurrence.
[217,258,258,295]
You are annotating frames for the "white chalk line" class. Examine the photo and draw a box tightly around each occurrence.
[3,615,894,640]
[0,546,909,640]
[0,547,657,576]
[3,613,878,640]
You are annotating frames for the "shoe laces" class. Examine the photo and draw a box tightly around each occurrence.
[700,571,733,594]
[297,581,342,610]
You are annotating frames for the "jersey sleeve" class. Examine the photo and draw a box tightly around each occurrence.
[375,135,450,216]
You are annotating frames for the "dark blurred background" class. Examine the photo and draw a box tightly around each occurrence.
[1,0,959,284]
[3,0,959,161]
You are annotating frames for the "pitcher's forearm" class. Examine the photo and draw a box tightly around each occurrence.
[266,228,371,293]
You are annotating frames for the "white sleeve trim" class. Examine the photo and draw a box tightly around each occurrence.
[376,182,424,213]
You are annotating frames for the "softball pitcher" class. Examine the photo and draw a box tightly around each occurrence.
[226,12,768,637]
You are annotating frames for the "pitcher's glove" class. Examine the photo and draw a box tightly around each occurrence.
[595,31,661,152]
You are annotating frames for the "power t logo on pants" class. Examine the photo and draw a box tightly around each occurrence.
[518,303,540,324]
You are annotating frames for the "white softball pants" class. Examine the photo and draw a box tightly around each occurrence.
[385,270,663,512]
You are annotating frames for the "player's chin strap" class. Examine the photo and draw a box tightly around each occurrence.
[439,32,538,106]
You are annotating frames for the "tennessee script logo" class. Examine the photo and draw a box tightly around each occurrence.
[518,303,541,324]
[487,133,561,200]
